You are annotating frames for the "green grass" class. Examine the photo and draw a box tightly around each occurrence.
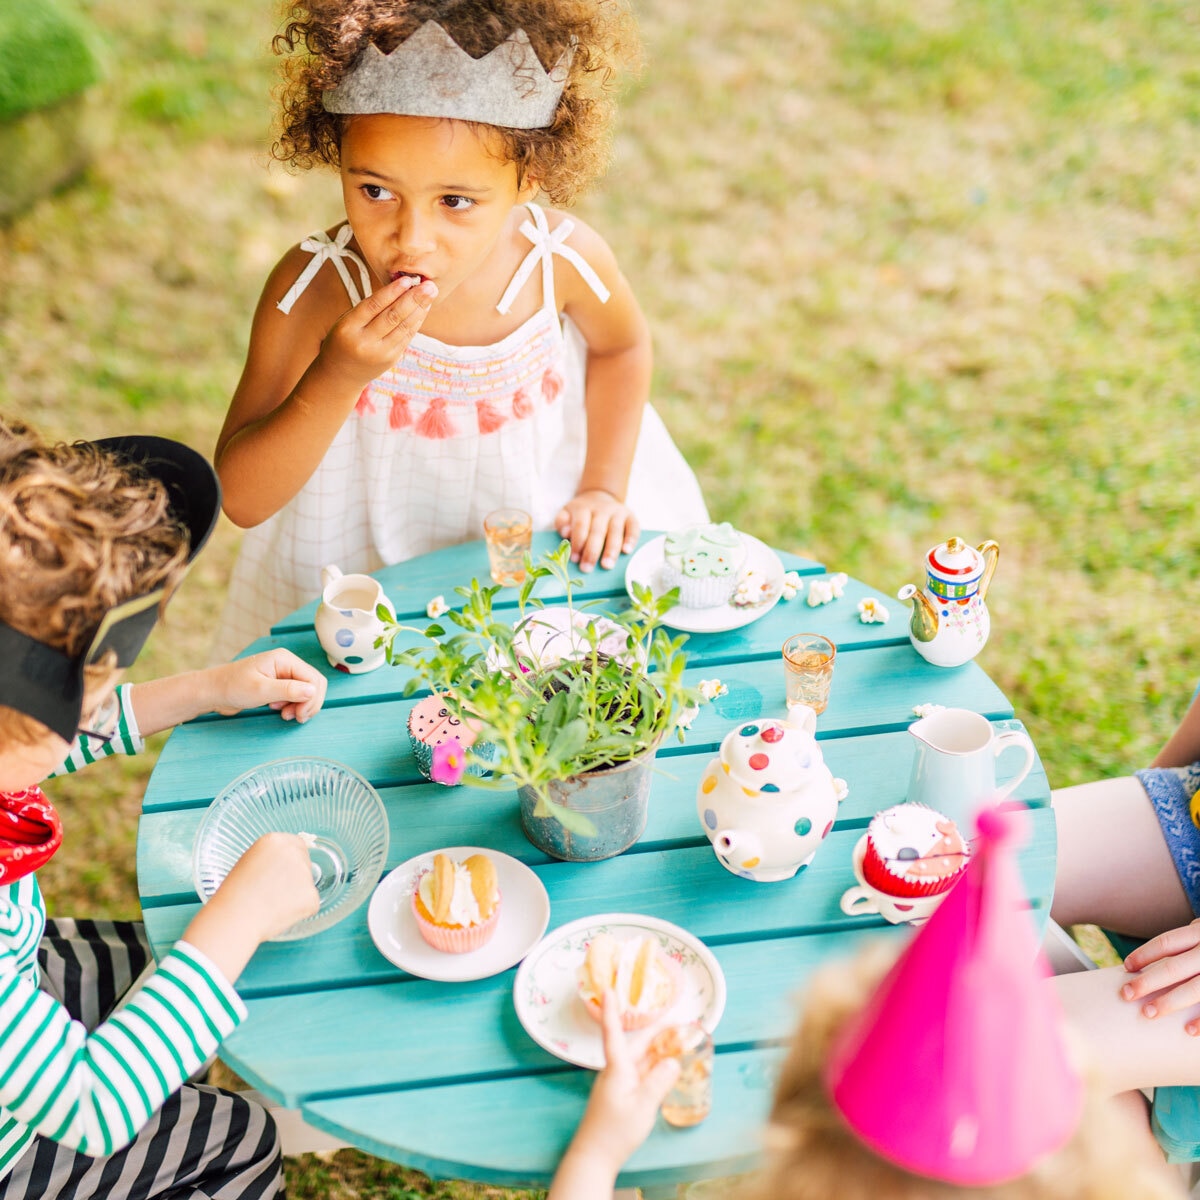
[2,0,1198,1193]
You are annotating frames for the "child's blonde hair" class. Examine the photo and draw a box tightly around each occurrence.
[0,419,189,745]
[272,0,640,203]
[736,945,1180,1200]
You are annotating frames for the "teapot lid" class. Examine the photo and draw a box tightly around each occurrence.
[926,536,983,580]
[720,718,822,795]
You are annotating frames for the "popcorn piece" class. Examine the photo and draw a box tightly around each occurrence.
[426,595,449,619]
[833,778,849,802]
[733,569,774,608]
[912,703,946,719]
[675,704,700,730]
[781,571,803,601]
[857,597,890,624]
[698,679,728,701]
[806,572,847,607]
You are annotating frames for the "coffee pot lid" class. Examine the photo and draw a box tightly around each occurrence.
[926,536,983,579]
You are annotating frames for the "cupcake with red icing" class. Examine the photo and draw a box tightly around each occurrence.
[407,695,494,784]
[861,803,970,899]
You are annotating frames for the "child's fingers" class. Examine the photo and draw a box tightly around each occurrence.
[1141,975,1200,1020]
[599,990,629,1069]
[598,515,626,571]
[642,1056,681,1105]
[1122,947,1200,1002]
[621,512,641,557]
[569,509,593,566]
[1125,921,1200,972]
[554,506,572,539]
[369,280,437,343]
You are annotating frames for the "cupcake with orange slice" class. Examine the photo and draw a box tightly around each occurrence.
[411,852,501,953]
[577,932,680,1031]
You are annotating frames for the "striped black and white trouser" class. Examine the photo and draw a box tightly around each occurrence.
[0,919,282,1200]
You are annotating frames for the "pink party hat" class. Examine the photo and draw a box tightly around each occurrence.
[824,803,1084,1186]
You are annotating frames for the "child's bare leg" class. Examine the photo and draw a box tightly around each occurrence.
[1052,777,1192,938]
[1055,967,1200,1092]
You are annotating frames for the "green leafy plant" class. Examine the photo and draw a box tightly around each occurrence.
[377,541,701,835]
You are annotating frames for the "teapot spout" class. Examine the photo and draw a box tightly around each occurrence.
[976,540,1000,602]
[897,584,939,643]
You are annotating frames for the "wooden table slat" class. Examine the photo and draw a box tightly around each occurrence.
[137,721,1048,906]
[143,647,1012,812]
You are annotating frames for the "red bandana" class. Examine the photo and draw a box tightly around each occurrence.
[0,787,63,886]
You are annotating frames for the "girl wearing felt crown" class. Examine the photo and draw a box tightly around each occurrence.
[212,0,708,660]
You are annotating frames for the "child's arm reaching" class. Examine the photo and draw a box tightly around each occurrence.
[552,217,653,574]
[215,247,436,529]
[128,648,328,735]
[1151,689,1200,768]
[0,833,317,1158]
[548,993,680,1200]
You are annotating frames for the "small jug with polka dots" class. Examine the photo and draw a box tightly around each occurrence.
[696,716,840,882]
[314,565,396,674]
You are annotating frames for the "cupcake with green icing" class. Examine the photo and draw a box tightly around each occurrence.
[661,522,747,608]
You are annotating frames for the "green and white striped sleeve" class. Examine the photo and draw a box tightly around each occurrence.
[0,940,245,1157]
[52,684,143,776]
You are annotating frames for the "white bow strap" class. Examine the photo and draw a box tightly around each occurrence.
[495,216,611,315]
[276,225,374,315]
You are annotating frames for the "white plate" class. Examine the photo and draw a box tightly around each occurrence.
[368,846,550,983]
[512,913,727,1069]
[624,533,786,633]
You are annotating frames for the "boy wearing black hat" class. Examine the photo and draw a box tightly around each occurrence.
[0,418,325,1200]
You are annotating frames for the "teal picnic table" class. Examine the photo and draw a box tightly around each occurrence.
[135,534,1055,1194]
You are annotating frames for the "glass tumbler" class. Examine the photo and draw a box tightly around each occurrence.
[782,633,836,715]
[646,1022,714,1128]
[483,508,533,587]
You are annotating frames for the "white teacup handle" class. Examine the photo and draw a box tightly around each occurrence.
[992,729,1035,799]
[786,701,817,735]
[840,886,880,917]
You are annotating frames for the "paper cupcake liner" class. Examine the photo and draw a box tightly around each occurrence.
[411,890,500,953]
[661,563,739,610]
[861,839,966,898]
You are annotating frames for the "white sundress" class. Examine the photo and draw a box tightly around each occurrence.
[214,203,708,661]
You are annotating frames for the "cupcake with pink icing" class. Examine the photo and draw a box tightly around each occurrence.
[406,695,494,784]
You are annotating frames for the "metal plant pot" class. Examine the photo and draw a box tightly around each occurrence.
[517,744,658,862]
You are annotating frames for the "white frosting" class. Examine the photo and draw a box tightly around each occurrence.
[418,863,483,927]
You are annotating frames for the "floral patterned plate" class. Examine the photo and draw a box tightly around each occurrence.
[512,913,727,1069]
[368,846,550,983]
[624,534,785,634]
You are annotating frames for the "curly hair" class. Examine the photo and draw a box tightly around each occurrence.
[271,0,640,203]
[0,418,189,745]
[734,945,1181,1200]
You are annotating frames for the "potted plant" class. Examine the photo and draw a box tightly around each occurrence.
[377,541,701,862]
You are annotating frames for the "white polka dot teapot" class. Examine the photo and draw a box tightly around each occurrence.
[696,711,840,882]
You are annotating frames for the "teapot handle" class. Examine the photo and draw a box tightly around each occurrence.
[992,729,1034,799]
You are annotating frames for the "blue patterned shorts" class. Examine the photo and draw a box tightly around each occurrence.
[1138,762,1200,916]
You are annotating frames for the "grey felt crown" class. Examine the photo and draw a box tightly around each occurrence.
[323,21,572,129]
